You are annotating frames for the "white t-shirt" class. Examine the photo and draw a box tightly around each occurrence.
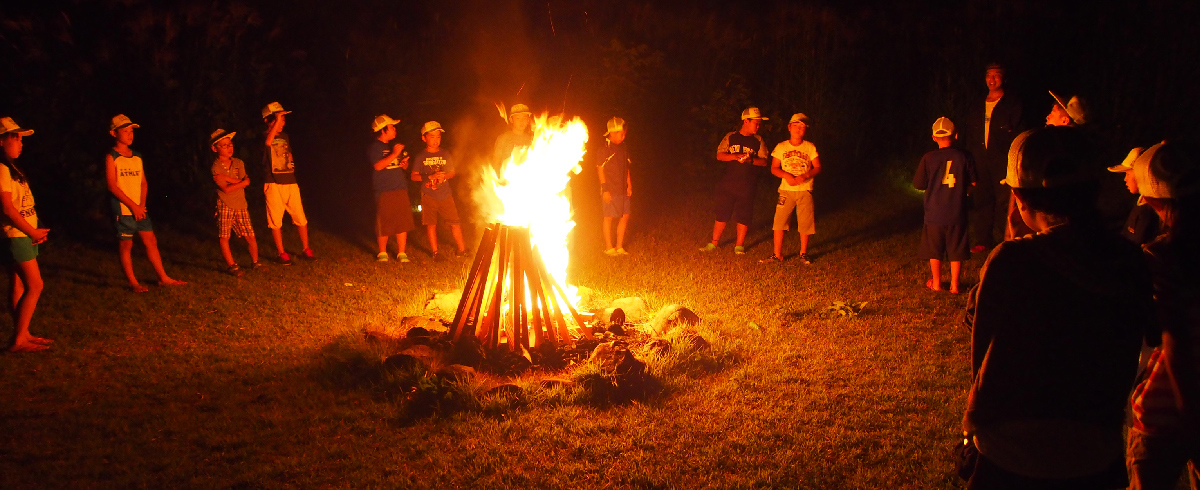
[771,140,819,192]
[111,150,144,215]
[984,99,1000,149]
[0,165,37,238]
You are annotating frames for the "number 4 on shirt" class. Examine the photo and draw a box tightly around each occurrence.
[942,160,956,188]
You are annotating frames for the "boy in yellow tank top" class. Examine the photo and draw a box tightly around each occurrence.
[105,114,186,292]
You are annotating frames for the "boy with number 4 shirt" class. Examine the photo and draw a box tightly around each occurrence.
[105,114,186,292]
[764,113,821,264]
[913,117,976,294]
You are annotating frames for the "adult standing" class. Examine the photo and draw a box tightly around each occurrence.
[493,103,533,174]
[963,63,1024,252]
[700,107,769,255]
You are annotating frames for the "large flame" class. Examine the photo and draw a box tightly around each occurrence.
[477,113,588,306]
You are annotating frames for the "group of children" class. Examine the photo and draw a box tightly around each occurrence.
[701,108,821,265]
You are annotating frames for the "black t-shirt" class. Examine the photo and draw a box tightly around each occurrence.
[1121,202,1161,246]
[263,132,297,185]
[717,131,767,193]
[913,147,977,225]
[598,142,630,194]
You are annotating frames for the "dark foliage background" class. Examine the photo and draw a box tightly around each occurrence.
[1,0,1196,242]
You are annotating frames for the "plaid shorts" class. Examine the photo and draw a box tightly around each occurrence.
[216,200,255,239]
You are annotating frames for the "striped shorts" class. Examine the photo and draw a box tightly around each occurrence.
[216,200,255,239]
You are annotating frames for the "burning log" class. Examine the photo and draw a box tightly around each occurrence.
[450,223,586,357]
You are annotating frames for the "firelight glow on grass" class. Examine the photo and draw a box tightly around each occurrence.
[476,113,589,308]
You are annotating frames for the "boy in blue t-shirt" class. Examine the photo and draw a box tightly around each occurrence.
[410,121,466,261]
[597,117,632,256]
[913,117,976,294]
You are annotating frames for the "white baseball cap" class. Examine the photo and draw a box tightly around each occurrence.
[1107,147,1145,173]
[109,114,140,131]
[605,117,625,136]
[372,114,400,133]
[1049,91,1088,126]
[0,117,34,136]
[261,101,292,119]
[932,117,955,137]
[741,107,768,120]
[420,121,445,135]
[789,113,811,126]
[1003,127,1097,189]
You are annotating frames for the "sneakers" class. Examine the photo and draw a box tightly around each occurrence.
[734,246,745,255]
[433,251,445,262]
[376,252,389,262]
[227,264,244,277]
[302,248,315,260]
[454,249,468,259]
[699,243,717,252]
[798,253,812,265]
[278,252,293,265]
[605,248,619,256]
[250,261,263,270]
[397,253,410,263]
[616,248,629,255]
[759,255,783,264]
[970,245,986,254]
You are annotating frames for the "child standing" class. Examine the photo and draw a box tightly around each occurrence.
[105,114,186,292]
[913,117,975,293]
[210,129,259,276]
[411,121,466,261]
[597,117,632,256]
[701,107,769,254]
[0,118,51,352]
[368,114,413,263]
[261,102,313,265]
[764,113,821,264]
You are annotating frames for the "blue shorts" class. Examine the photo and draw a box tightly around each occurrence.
[603,193,630,218]
[8,236,38,263]
[116,213,154,240]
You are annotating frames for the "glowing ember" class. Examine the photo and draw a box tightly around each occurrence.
[477,113,588,307]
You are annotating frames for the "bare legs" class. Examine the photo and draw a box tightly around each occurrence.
[603,215,630,251]
[426,224,466,255]
[709,221,748,247]
[377,233,407,256]
[120,231,185,292]
[271,224,310,256]
[8,259,49,352]
[927,259,962,294]
[220,235,259,267]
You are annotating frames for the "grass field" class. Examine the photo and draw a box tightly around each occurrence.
[0,176,985,488]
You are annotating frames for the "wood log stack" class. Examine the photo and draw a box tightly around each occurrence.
[449,223,585,357]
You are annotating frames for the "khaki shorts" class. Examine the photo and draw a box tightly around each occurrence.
[772,190,815,235]
[264,183,308,229]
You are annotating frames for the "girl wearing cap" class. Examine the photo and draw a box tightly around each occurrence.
[0,117,52,352]
[1126,141,1200,489]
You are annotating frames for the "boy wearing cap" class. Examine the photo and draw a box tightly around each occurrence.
[1,118,52,352]
[493,104,534,173]
[210,129,259,276]
[1046,91,1088,128]
[763,113,820,264]
[963,127,1153,487]
[913,117,976,293]
[701,107,769,254]
[1108,147,1161,245]
[368,115,413,262]
[105,114,186,292]
[411,121,466,260]
[598,117,632,256]
[261,102,313,265]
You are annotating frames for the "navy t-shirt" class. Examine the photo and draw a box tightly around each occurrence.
[412,148,455,201]
[367,140,409,193]
[913,147,977,225]
[598,142,630,194]
[717,131,767,194]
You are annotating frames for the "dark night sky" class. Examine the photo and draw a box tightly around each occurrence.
[1,0,1196,239]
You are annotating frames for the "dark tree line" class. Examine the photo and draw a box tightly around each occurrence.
[1,0,1195,238]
